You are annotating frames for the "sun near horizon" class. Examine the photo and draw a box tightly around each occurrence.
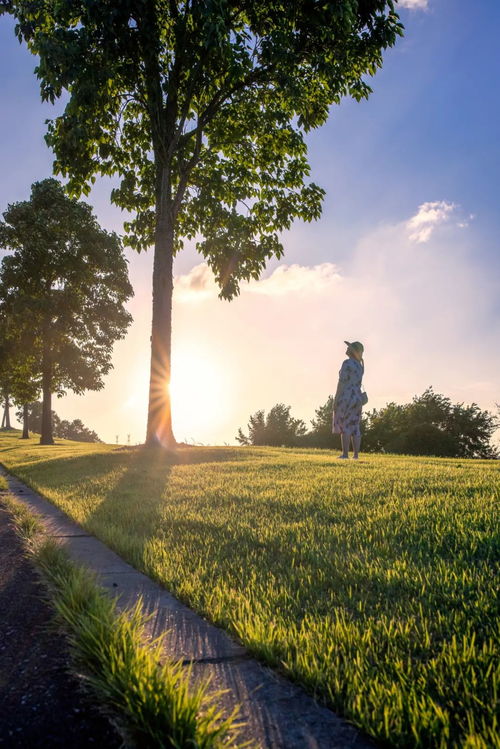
[123,346,234,445]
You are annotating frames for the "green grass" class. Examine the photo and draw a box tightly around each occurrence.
[1,432,498,748]
[2,493,239,748]
[0,474,7,490]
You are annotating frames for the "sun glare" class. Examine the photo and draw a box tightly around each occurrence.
[169,348,231,442]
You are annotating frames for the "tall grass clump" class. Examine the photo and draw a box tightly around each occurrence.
[3,493,239,748]
[1,433,499,747]
[35,543,238,749]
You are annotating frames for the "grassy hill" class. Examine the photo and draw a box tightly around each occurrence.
[0,431,498,748]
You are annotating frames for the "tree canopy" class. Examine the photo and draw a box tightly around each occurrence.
[308,395,341,449]
[0,179,133,443]
[362,388,499,459]
[237,403,307,447]
[4,0,403,447]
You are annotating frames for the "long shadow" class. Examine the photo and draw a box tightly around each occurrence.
[5,443,257,475]
[83,447,174,544]
[0,444,257,506]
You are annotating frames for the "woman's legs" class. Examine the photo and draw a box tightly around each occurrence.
[340,432,361,458]
[340,432,350,458]
[352,434,361,459]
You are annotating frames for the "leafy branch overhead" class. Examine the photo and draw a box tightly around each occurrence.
[11,0,403,299]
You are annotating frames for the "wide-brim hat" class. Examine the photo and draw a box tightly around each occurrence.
[344,340,364,355]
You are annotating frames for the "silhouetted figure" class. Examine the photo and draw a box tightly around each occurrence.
[332,341,365,459]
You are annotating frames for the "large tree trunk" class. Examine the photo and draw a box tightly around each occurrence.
[145,197,176,449]
[2,390,11,429]
[21,403,29,439]
[40,340,54,445]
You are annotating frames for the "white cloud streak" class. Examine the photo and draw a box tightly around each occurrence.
[174,262,342,301]
[406,200,456,243]
[398,0,429,9]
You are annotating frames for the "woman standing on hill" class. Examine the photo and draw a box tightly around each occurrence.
[333,341,366,460]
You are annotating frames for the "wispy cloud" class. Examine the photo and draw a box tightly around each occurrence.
[176,201,470,302]
[174,262,342,301]
[398,0,429,10]
[174,263,216,300]
[406,201,456,243]
[247,263,341,295]
[457,213,476,230]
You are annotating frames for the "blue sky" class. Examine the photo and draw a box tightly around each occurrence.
[0,1,499,445]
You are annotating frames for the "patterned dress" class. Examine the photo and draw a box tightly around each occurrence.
[332,358,364,437]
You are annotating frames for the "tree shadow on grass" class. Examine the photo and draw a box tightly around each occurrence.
[78,447,177,567]
[0,446,26,453]
[3,445,265,568]
[4,444,255,493]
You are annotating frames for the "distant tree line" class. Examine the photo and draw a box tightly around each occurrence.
[237,388,499,459]
[0,179,133,444]
[15,402,101,443]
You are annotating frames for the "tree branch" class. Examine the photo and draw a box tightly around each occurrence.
[172,122,203,218]
[178,60,275,152]
[136,6,168,163]
[169,56,277,220]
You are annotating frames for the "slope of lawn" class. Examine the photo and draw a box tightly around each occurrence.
[0,431,498,748]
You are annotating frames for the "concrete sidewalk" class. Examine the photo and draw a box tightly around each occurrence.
[0,466,374,749]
